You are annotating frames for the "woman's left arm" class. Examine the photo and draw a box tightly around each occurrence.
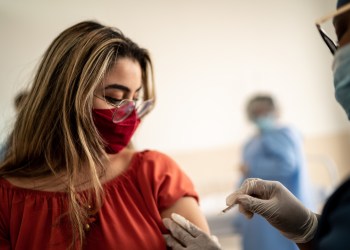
[160,196,210,234]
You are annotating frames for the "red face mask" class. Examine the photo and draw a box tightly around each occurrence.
[92,108,140,154]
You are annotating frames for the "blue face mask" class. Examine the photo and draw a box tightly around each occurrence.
[254,115,276,131]
[333,44,350,120]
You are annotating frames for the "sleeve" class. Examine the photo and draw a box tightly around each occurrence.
[244,127,299,179]
[316,182,350,249]
[139,151,199,212]
[0,184,11,250]
[318,203,350,249]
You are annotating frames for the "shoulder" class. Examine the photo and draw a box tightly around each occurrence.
[263,125,301,142]
[323,177,350,211]
[137,150,178,166]
[316,177,350,247]
[270,125,297,135]
[131,150,197,203]
[278,125,302,138]
[133,150,182,175]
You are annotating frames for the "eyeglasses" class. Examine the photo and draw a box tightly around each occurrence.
[94,95,154,123]
[315,3,350,54]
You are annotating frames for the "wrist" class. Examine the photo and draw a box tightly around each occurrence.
[296,240,315,250]
[293,211,318,244]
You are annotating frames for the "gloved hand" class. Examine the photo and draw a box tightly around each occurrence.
[163,213,222,250]
[226,178,318,243]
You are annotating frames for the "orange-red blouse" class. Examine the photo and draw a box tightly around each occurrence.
[0,150,198,250]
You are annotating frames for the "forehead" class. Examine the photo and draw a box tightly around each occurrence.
[103,57,142,88]
[248,100,272,114]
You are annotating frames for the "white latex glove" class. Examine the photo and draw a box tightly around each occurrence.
[163,213,222,250]
[226,178,318,243]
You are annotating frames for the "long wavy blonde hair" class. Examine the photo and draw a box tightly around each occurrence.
[0,20,155,248]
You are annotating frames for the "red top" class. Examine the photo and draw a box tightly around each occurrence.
[0,150,198,250]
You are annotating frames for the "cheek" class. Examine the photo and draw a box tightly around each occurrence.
[93,97,108,109]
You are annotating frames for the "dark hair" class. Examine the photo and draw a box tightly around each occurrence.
[246,94,276,120]
[14,91,29,111]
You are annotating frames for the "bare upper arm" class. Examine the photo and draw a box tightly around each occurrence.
[160,196,210,234]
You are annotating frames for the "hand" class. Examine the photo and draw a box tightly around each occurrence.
[163,213,222,250]
[226,178,318,243]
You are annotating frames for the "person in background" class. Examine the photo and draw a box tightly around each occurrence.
[0,90,29,161]
[0,20,209,250]
[234,94,314,250]
[163,1,350,249]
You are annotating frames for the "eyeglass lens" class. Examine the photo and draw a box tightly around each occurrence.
[112,100,135,123]
[136,100,154,118]
[112,99,154,123]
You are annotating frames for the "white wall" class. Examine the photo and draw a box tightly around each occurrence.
[0,0,346,153]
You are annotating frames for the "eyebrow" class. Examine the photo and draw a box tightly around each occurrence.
[104,83,142,93]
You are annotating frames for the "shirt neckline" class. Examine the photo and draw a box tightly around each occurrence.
[0,151,142,196]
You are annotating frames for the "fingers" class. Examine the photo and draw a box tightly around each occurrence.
[225,192,270,219]
[238,203,254,219]
[163,234,186,250]
[171,213,192,232]
[237,194,272,218]
[163,217,194,246]
[225,178,258,206]
[211,235,220,245]
[226,178,274,206]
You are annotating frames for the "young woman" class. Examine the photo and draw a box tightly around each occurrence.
[0,20,209,250]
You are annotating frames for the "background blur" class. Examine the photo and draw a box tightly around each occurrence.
[1,0,349,249]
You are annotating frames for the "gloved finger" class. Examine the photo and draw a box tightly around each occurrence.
[225,178,259,205]
[238,203,254,219]
[211,235,220,245]
[236,194,270,216]
[226,192,239,206]
[163,217,194,246]
[226,178,273,206]
[239,178,267,196]
[171,213,203,238]
[163,234,186,250]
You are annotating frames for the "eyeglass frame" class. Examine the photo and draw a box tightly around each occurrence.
[94,94,154,123]
[315,3,350,54]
